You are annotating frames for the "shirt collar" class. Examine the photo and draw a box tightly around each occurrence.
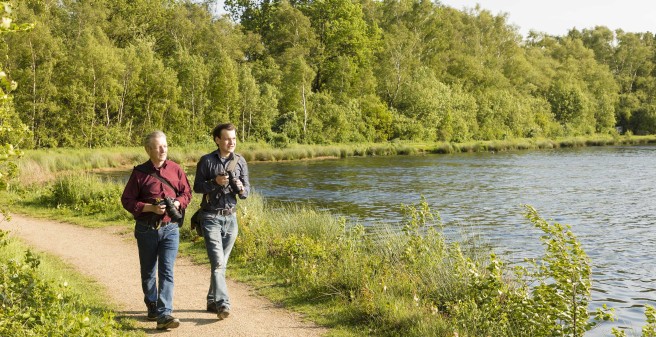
[213,150,233,161]
[147,159,168,171]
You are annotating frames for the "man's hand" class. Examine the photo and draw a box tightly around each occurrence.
[215,174,229,186]
[145,203,166,214]
[235,180,244,194]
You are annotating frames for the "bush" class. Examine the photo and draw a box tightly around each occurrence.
[43,174,129,221]
[233,195,608,336]
[0,230,131,336]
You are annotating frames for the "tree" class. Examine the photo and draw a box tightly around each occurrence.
[278,56,314,139]
[207,48,240,129]
[301,0,379,94]
[172,48,210,141]
[238,64,259,140]
[0,0,33,219]
[5,1,63,148]
[57,29,125,147]
[121,39,179,143]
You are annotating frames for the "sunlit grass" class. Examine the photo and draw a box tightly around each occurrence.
[18,135,656,186]
[0,228,144,336]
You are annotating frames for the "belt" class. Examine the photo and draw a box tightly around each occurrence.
[137,220,176,230]
[154,221,175,229]
[203,207,236,216]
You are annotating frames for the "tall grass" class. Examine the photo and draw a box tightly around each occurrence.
[13,173,133,226]
[224,195,606,336]
[5,173,617,336]
[17,135,656,186]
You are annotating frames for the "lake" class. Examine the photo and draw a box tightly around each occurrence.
[248,145,656,336]
[110,145,656,335]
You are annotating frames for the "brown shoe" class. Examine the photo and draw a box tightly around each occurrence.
[206,302,217,313]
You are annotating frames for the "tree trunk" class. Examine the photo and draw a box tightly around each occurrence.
[302,80,308,138]
[29,39,37,136]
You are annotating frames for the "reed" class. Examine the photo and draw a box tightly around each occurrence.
[15,134,656,187]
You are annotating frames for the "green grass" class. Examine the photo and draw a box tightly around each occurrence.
[0,227,144,336]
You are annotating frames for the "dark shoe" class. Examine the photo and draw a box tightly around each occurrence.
[147,302,158,321]
[156,315,180,330]
[217,305,230,320]
[206,302,217,313]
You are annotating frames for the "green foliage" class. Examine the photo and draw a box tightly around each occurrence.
[4,0,647,148]
[642,305,656,337]
[0,0,32,218]
[0,231,129,336]
[40,174,130,220]
[516,206,594,336]
[229,193,609,336]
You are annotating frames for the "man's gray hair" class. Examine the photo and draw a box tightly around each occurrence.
[144,130,167,148]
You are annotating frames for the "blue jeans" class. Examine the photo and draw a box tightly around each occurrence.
[134,222,179,317]
[200,212,238,309]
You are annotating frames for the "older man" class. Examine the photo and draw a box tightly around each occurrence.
[121,131,192,330]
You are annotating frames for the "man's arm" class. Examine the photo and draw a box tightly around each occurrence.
[121,170,146,217]
[238,158,250,199]
[176,167,193,209]
[194,157,220,194]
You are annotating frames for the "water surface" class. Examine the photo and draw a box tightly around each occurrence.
[248,145,656,335]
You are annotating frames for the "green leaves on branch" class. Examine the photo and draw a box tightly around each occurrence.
[0,232,123,336]
[0,2,32,34]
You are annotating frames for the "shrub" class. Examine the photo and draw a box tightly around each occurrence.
[44,174,129,220]
[0,230,129,336]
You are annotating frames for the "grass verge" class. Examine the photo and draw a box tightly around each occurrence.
[0,224,144,336]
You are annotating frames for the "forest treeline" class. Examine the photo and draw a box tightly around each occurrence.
[2,0,656,148]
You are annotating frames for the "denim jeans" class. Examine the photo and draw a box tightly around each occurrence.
[134,222,179,318]
[200,212,238,309]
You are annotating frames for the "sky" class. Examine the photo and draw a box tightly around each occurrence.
[439,0,656,37]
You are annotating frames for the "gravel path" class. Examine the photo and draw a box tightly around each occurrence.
[0,214,327,337]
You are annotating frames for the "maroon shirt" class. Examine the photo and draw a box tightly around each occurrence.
[121,160,192,222]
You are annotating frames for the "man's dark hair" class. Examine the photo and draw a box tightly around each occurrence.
[212,123,236,139]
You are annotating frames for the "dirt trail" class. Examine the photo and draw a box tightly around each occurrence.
[0,214,327,337]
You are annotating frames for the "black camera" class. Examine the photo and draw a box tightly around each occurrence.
[158,196,183,222]
[227,171,243,195]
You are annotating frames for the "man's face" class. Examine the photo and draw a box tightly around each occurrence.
[215,129,237,155]
[146,136,168,164]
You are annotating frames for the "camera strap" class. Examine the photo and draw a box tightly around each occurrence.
[133,165,181,197]
[225,153,240,173]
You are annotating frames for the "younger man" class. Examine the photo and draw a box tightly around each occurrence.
[193,123,250,319]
